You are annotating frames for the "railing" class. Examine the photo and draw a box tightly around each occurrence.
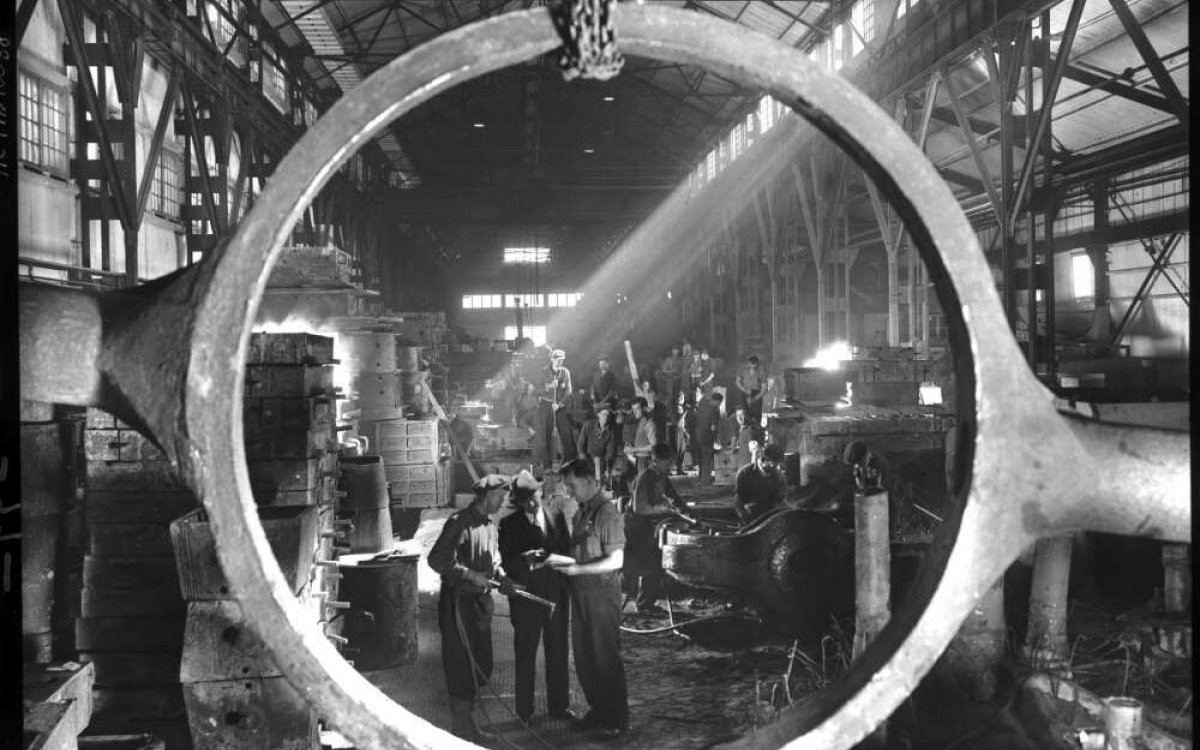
[18,256,131,291]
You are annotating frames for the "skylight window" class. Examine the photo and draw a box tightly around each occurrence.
[503,247,550,264]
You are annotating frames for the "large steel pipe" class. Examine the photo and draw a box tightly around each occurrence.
[18,5,1191,750]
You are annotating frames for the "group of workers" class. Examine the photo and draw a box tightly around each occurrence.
[428,462,629,742]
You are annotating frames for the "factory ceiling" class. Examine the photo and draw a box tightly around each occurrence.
[258,0,1189,265]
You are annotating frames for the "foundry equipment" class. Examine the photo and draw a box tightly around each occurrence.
[660,509,853,634]
[18,4,1189,750]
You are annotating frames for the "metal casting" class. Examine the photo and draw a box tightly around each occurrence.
[17,5,1191,750]
[661,509,853,629]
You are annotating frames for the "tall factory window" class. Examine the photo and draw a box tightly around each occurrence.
[151,150,185,220]
[505,325,546,346]
[462,294,503,310]
[18,72,70,176]
[851,0,874,55]
[546,293,582,308]
[510,293,545,308]
[1071,253,1095,301]
[504,247,550,264]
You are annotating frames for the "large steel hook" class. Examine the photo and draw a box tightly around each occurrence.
[19,6,1189,750]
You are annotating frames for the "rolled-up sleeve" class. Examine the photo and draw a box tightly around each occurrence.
[596,503,625,554]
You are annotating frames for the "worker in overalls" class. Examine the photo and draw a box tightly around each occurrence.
[427,474,513,742]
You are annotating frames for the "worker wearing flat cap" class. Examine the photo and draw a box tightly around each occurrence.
[536,347,575,471]
[428,473,514,742]
[498,469,573,723]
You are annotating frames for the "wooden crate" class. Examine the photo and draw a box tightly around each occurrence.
[244,364,333,398]
[246,457,321,493]
[179,601,283,683]
[170,506,318,600]
[182,677,318,750]
[243,424,331,461]
[713,450,737,470]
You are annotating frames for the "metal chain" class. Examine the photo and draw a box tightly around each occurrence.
[553,0,625,81]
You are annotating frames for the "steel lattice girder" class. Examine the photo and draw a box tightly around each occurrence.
[18,5,1190,750]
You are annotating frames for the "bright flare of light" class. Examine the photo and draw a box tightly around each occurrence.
[835,381,853,409]
[919,383,944,405]
[255,317,319,334]
[803,340,852,370]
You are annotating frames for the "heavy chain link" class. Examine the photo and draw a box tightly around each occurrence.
[553,0,625,81]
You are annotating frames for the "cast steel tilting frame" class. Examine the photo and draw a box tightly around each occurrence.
[19,6,1189,750]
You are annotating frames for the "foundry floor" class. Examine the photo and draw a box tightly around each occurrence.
[363,473,775,750]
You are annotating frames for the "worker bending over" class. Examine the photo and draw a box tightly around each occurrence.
[625,444,687,614]
[734,443,788,524]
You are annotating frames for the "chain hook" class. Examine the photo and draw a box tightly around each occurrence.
[552,0,626,81]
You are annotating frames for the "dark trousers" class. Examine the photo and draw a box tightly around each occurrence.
[537,402,577,467]
[744,389,762,421]
[438,586,493,700]
[556,410,577,462]
[510,591,570,718]
[571,584,628,730]
[696,438,714,483]
[624,514,664,609]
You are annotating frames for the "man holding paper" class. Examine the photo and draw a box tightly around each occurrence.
[551,458,629,738]
[498,470,572,723]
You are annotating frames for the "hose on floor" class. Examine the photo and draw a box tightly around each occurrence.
[451,583,562,750]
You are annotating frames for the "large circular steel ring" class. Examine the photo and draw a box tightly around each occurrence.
[179,5,1189,750]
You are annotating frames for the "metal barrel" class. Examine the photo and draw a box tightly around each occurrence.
[338,555,420,670]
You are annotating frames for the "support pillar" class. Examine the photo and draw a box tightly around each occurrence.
[853,488,890,746]
[1022,534,1073,671]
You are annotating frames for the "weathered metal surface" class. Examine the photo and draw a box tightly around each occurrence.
[16,4,1191,750]
[662,509,852,632]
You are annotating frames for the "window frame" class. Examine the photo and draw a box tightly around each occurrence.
[18,70,71,177]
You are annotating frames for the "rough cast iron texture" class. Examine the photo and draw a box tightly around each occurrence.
[18,5,1190,750]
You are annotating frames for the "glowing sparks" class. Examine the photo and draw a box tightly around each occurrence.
[803,340,852,370]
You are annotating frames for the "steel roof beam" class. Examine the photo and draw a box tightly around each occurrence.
[1105,0,1189,129]
[1058,60,1177,115]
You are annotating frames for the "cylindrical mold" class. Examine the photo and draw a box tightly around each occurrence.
[1023,534,1073,669]
[340,456,389,512]
[854,489,891,658]
[338,555,420,670]
[348,509,393,553]
[340,333,398,373]
[1161,544,1190,616]
[1103,696,1143,750]
[396,346,421,372]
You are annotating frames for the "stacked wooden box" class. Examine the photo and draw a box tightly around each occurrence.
[78,408,198,749]
[713,450,738,486]
[374,418,450,523]
[170,506,321,750]
[243,332,345,637]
